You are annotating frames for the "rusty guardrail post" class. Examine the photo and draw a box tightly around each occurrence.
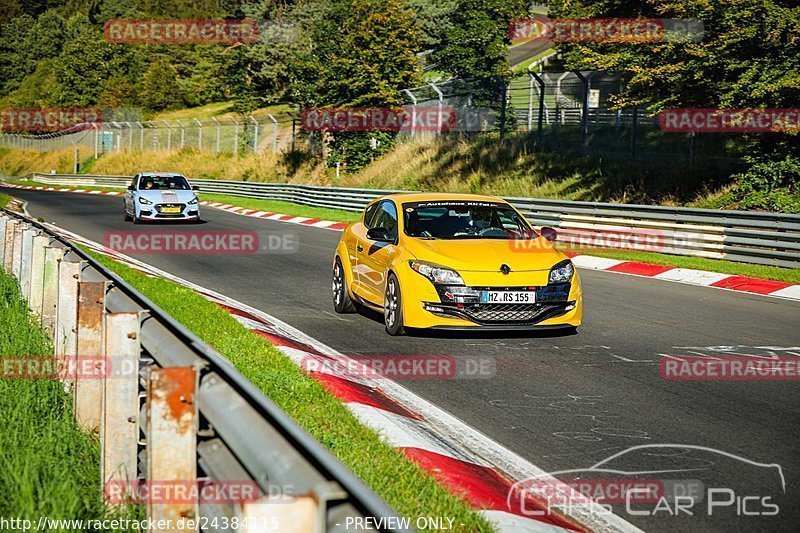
[146,366,198,530]
[75,281,107,431]
[19,226,37,298]
[28,234,49,316]
[41,246,64,336]
[240,495,318,532]
[55,260,82,391]
[102,312,141,504]
[0,215,7,268]
[11,221,26,278]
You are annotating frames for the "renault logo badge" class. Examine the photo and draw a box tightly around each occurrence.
[500,264,511,275]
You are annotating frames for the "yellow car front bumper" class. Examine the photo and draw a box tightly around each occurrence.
[395,263,583,330]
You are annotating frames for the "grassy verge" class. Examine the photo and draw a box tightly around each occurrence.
[0,192,9,208]
[199,194,360,223]
[0,270,131,528]
[85,250,492,531]
[0,130,746,207]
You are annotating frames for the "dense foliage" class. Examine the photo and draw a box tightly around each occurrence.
[549,0,800,211]
[2,0,795,209]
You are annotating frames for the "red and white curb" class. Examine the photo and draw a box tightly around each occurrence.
[38,222,641,533]
[567,254,800,301]
[4,181,798,302]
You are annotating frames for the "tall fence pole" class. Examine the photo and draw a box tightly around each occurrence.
[249,115,259,154]
[162,120,172,151]
[290,114,296,152]
[194,118,203,150]
[530,72,546,148]
[232,117,239,154]
[126,122,133,151]
[430,82,443,138]
[402,89,417,138]
[212,118,221,153]
[631,106,638,161]
[177,120,185,149]
[137,121,144,151]
[574,71,591,155]
[268,114,278,152]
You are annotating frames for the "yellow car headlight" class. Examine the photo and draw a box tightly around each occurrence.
[548,260,574,284]
[409,260,464,285]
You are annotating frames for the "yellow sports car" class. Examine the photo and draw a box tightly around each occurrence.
[332,193,582,335]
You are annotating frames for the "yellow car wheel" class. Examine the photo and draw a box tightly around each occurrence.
[332,257,357,313]
[384,273,405,336]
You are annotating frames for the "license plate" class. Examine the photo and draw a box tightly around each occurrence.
[480,291,535,304]
[161,207,181,213]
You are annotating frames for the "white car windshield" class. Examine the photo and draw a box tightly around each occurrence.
[139,176,191,191]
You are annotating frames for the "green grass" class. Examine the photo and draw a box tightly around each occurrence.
[84,250,493,531]
[510,49,556,72]
[0,193,9,208]
[152,102,291,121]
[562,244,800,285]
[0,270,132,529]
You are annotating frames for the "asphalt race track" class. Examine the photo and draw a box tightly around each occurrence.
[6,186,799,532]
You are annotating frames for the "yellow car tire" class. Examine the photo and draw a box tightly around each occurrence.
[384,273,405,336]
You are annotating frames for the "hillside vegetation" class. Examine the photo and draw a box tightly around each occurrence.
[2,135,773,210]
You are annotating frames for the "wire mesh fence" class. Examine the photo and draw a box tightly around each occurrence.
[402,71,746,171]
[1,70,747,173]
[0,112,300,156]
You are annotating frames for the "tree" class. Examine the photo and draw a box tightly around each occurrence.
[430,0,527,81]
[51,15,135,107]
[292,0,423,107]
[292,0,424,169]
[0,15,36,96]
[139,58,185,110]
[549,0,800,211]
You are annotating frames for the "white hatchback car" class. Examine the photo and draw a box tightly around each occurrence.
[124,172,201,223]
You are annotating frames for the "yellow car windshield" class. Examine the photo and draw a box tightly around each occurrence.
[402,201,534,240]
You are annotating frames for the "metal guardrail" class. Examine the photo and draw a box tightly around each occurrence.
[0,207,404,532]
[22,173,800,268]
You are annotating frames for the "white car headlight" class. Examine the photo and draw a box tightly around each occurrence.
[188,196,199,205]
[410,261,464,285]
[138,197,153,205]
[549,260,574,284]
